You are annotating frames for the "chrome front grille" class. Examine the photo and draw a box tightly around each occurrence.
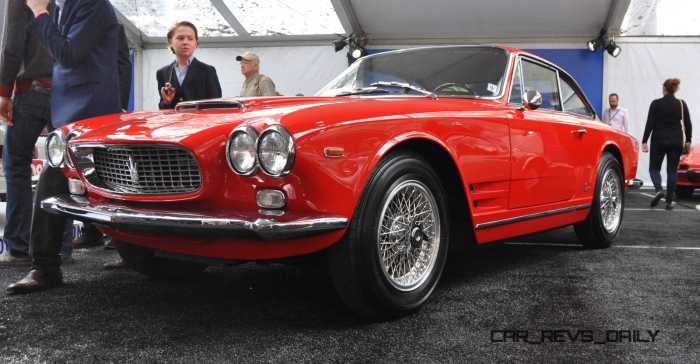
[92,145,201,194]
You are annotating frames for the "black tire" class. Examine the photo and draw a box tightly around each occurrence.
[327,152,450,320]
[114,241,207,279]
[677,186,694,199]
[574,153,624,249]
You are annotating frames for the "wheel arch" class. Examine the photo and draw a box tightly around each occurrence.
[601,142,625,180]
[354,135,477,250]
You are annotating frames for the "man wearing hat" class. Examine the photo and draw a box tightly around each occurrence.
[237,51,278,97]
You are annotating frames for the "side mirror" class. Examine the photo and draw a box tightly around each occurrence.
[522,89,542,110]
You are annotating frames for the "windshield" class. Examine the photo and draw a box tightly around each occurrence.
[317,47,510,98]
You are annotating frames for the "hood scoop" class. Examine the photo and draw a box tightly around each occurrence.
[175,99,247,112]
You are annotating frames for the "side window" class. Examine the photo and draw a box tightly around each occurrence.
[559,74,594,118]
[508,60,523,104]
[521,60,561,111]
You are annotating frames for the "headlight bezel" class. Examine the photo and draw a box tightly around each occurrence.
[256,125,295,177]
[226,125,259,176]
[46,129,67,168]
[63,130,81,170]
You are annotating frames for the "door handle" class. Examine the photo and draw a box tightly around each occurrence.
[572,129,588,135]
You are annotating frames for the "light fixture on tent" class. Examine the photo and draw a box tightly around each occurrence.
[333,33,368,65]
[333,37,348,52]
[587,28,622,57]
[605,38,621,57]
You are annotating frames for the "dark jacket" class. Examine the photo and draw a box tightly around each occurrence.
[34,0,121,126]
[156,58,222,109]
[117,24,131,111]
[0,0,53,97]
[642,94,693,146]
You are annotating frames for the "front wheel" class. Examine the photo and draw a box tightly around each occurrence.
[328,152,450,320]
[574,153,624,249]
[114,241,207,279]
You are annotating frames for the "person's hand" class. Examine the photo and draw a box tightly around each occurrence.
[160,82,175,105]
[642,143,649,153]
[0,97,13,126]
[25,0,50,17]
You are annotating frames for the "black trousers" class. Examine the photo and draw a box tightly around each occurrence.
[649,142,683,195]
[30,165,71,273]
[2,89,51,255]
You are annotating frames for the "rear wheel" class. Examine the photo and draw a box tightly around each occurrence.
[574,153,624,249]
[677,186,694,199]
[328,152,450,320]
[114,241,207,279]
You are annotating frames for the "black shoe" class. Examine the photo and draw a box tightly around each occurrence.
[665,202,674,210]
[6,269,63,295]
[650,191,665,207]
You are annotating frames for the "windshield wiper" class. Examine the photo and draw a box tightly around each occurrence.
[335,87,391,97]
[368,81,436,97]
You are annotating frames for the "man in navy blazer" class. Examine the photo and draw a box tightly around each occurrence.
[30,0,121,126]
[7,0,122,294]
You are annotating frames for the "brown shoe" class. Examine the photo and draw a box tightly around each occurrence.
[6,269,63,295]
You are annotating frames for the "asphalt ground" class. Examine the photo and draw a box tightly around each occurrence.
[1,190,698,363]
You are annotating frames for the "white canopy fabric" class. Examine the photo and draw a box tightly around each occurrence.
[622,0,700,36]
[110,0,631,49]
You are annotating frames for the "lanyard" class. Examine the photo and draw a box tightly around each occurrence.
[609,108,621,123]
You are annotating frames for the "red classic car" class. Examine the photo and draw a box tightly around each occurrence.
[678,144,699,198]
[41,46,640,319]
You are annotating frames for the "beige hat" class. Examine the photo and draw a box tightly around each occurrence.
[236,51,260,64]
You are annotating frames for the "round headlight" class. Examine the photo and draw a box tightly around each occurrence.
[46,130,66,167]
[257,125,295,177]
[226,126,258,175]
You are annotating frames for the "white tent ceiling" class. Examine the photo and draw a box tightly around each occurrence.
[115,0,632,49]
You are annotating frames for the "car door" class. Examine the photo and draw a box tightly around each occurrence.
[556,71,600,201]
[508,58,583,209]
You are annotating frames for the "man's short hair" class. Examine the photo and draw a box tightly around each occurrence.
[609,93,619,100]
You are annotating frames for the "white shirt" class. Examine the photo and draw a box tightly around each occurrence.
[602,107,629,133]
[174,57,194,86]
[55,0,66,22]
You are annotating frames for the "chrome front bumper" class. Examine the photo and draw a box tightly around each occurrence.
[40,195,348,240]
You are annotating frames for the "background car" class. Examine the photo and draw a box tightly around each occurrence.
[678,144,699,198]
[40,46,639,320]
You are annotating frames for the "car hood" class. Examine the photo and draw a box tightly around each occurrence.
[67,96,503,145]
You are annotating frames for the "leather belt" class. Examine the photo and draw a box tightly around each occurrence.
[14,79,52,94]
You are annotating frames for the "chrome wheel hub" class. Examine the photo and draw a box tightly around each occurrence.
[377,180,441,292]
[600,169,622,234]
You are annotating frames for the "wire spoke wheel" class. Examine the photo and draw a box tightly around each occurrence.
[377,180,441,292]
[599,169,622,234]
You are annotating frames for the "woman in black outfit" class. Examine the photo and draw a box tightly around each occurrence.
[156,21,222,109]
[642,78,693,209]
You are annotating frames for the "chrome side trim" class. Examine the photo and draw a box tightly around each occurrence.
[40,195,348,240]
[627,179,643,190]
[474,204,590,230]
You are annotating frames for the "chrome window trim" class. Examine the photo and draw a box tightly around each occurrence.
[519,56,563,112]
[557,71,597,120]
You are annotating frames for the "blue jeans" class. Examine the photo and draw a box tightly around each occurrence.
[2,88,72,257]
[649,142,683,195]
